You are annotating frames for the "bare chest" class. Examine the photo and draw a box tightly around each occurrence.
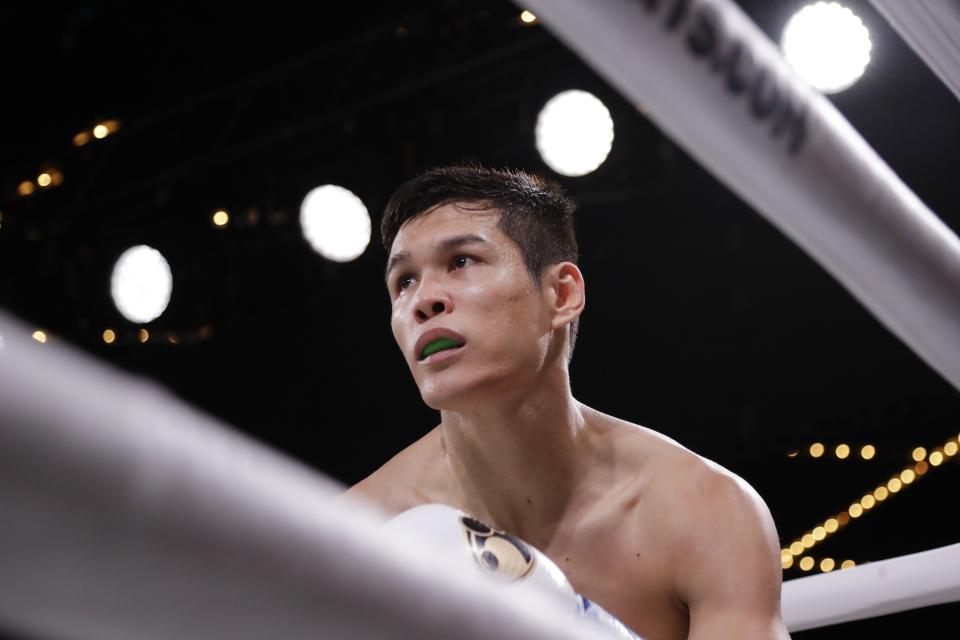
[539,516,689,640]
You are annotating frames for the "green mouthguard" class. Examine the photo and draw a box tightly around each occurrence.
[421,337,463,359]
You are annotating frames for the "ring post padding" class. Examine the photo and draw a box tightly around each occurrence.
[518,0,960,392]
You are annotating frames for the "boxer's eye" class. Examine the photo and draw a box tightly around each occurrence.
[451,255,475,270]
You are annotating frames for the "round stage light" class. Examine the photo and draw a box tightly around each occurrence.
[535,90,614,177]
[110,245,173,324]
[782,2,871,94]
[299,185,371,262]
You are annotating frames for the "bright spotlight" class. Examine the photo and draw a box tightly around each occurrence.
[299,185,371,262]
[781,2,872,94]
[110,245,173,323]
[535,89,614,177]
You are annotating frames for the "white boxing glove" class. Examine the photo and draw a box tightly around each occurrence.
[385,503,642,639]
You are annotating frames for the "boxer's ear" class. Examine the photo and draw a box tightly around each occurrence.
[543,262,585,331]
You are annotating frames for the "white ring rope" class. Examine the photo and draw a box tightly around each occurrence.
[0,312,612,640]
[869,0,960,103]
[517,0,960,394]
[782,542,960,631]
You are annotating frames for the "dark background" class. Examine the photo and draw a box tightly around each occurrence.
[1,1,958,637]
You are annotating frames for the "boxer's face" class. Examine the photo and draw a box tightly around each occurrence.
[387,203,555,410]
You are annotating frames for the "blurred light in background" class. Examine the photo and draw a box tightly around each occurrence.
[860,444,875,460]
[809,442,824,458]
[138,329,150,343]
[781,2,871,94]
[912,446,927,461]
[102,329,116,344]
[520,10,537,24]
[299,185,371,262]
[31,330,47,343]
[535,90,614,177]
[213,210,230,227]
[110,245,173,324]
[835,443,850,459]
[17,181,35,197]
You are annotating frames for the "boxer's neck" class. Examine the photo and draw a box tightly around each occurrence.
[437,363,600,547]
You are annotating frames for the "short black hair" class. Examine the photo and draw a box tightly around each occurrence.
[381,165,580,360]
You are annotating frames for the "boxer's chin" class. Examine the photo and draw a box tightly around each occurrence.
[416,370,498,411]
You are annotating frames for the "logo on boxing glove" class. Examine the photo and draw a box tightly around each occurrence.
[460,515,536,581]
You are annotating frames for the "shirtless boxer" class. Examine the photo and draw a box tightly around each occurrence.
[345,166,790,640]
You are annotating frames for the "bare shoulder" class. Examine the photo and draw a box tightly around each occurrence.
[590,409,774,540]
[616,421,785,632]
[590,409,782,601]
[593,413,787,636]
[340,426,446,517]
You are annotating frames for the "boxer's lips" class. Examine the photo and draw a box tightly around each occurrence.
[414,328,466,362]
[420,337,464,360]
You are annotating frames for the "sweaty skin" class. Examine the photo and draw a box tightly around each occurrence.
[344,203,789,640]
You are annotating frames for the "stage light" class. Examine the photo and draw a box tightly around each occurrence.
[299,185,371,262]
[781,2,871,94]
[111,245,173,324]
[535,90,614,177]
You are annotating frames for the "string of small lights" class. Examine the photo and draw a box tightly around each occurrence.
[787,442,877,460]
[782,434,960,573]
[780,552,857,573]
[29,325,213,347]
[11,119,120,201]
